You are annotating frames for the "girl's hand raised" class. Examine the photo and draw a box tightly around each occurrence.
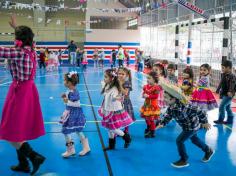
[9,14,17,29]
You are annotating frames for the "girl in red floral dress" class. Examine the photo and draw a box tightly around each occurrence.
[140,71,162,138]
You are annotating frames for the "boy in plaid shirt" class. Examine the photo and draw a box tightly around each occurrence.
[156,83,214,168]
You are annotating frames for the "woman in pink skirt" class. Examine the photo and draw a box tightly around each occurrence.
[0,15,45,175]
[98,69,133,150]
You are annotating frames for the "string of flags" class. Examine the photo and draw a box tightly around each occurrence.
[0,0,210,19]
[0,11,102,26]
[0,1,142,13]
[143,0,172,11]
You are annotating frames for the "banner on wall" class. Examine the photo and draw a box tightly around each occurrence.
[176,0,210,19]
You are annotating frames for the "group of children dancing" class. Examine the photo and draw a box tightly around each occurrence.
[0,15,235,175]
[59,58,236,169]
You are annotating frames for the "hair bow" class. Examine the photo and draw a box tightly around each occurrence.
[68,71,77,78]
[14,40,23,47]
[111,71,117,77]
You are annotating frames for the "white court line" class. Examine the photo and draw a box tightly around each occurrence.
[37,83,101,86]
[0,75,10,78]
[0,82,101,87]
[80,103,100,108]
[36,74,60,78]
[44,119,145,124]
[0,78,9,83]
[80,103,138,108]
[42,120,236,132]
[79,89,100,93]
[36,70,104,78]
[0,81,12,86]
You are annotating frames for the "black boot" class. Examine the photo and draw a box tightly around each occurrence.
[11,150,30,173]
[150,130,155,138]
[104,138,116,151]
[145,130,155,138]
[144,123,151,137]
[144,128,150,137]
[122,133,131,148]
[155,119,160,127]
[144,125,151,138]
[19,142,45,175]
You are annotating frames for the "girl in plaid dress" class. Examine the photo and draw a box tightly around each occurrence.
[60,71,90,158]
[117,67,136,134]
[98,69,133,150]
[0,15,45,175]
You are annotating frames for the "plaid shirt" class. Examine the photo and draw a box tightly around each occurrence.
[161,102,208,131]
[0,46,34,81]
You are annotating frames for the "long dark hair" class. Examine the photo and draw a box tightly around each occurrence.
[15,26,34,49]
[118,67,132,88]
[153,63,167,78]
[101,69,120,94]
[200,63,211,76]
[148,71,159,84]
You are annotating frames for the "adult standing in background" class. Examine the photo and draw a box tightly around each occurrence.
[93,48,99,67]
[76,47,83,67]
[117,44,125,67]
[67,40,77,65]
[39,48,46,69]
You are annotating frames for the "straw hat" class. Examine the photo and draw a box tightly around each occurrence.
[159,78,188,104]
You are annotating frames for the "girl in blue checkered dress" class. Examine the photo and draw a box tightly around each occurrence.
[60,71,90,158]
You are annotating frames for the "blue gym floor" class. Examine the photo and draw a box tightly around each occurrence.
[0,65,236,176]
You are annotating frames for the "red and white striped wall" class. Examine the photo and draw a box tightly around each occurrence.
[84,42,140,63]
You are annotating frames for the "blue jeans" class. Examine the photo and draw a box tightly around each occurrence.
[118,59,123,67]
[77,56,82,66]
[112,59,116,68]
[70,52,76,65]
[176,130,209,161]
[126,56,130,66]
[138,62,143,72]
[218,96,234,123]
[93,59,98,67]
